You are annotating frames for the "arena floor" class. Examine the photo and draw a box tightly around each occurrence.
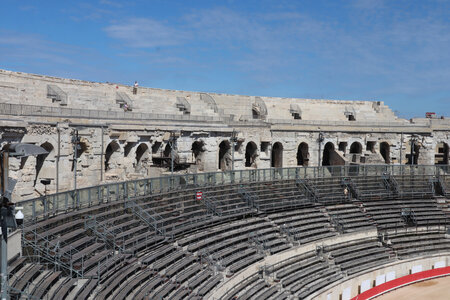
[376,276,450,300]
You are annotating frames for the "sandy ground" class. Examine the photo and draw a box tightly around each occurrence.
[376,276,450,300]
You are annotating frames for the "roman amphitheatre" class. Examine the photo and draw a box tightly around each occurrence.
[0,69,449,299]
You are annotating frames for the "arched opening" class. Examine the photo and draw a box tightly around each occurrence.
[271,142,283,168]
[252,109,260,119]
[105,140,120,171]
[192,141,206,170]
[338,142,347,155]
[322,142,335,166]
[34,142,54,186]
[435,142,449,165]
[135,143,149,167]
[297,142,309,166]
[218,140,231,171]
[245,142,258,168]
[380,142,390,164]
[350,142,362,154]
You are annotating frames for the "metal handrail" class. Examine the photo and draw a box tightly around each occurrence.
[18,165,450,222]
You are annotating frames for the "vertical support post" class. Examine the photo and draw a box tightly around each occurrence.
[100,126,104,182]
[73,130,78,194]
[318,132,324,167]
[0,151,9,300]
[170,133,174,176]
[1,237,7,300]
[400,132,403,165]
[56,128,60,193]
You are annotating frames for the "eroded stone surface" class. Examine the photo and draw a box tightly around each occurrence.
[0,69,448,202]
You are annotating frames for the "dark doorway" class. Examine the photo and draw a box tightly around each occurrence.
[380,142,390,164]
[350,142,362,154]
[366,141,376,153]
[105,140,120,171]
[271,142,283,168]
[252,109,259,119]
[322,142,335,166]
[218,140,231,171]
[163,143,171,158]
[435,142,449,165]
[245,142,258,168]
[338,142,347,155]
[407,143,420,165]
[297,142,309,166]
[192,141,206,170]
[135,143,149,165]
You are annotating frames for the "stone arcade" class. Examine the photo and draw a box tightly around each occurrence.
[0,69,448,202]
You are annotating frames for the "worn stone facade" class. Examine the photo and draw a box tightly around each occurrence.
[0,70,448,202]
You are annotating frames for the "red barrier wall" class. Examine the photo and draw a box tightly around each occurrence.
[351,266,450,300]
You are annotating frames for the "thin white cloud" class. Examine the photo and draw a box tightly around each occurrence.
[104,18,189,48]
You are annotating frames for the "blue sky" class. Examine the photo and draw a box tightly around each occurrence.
[1,0,449,118]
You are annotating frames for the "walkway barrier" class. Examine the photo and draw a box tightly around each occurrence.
[19,165,450,222]
[352,266,450,300]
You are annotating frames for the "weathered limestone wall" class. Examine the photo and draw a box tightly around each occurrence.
[0,70,448,202]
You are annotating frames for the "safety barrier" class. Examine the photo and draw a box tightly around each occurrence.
[19,164,450,222]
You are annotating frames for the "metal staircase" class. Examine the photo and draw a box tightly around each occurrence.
[116,91,133,110]
[296,179,319,202]
[84,216,126,252]
[237,187,259,209]
[382,173,399,196]
[341,177,360,199]
[125,200,166,236]
[22,229,84,278]
[401,208,417,226]
[47,84,68,105]
[202,194,221,217]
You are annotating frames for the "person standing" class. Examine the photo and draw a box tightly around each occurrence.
[133,81,139,95]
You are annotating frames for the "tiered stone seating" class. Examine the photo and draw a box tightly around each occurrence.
[134,189,212,238]
[393,175,434,198]
[308,177,348,204]
[267,207,337,244]
[361,197,448,231]
[325,238,394,275]
[325,203,375,233]
[22,203,129,277]
[204,184,256,217]
[178,217,284,275]
[353,176,391,200]
[242,180,310,212]
[10,172,450,299]
[273,251,342,297]
[387,230,450,258]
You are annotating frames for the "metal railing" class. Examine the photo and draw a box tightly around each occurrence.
[18,164,450,222]
[0,102,225,123]
[84,216,126,252]
[268,118,428,128]
[124,200,166,236]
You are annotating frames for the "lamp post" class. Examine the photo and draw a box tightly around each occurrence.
[318,132,324,166]
[0,143,47,300]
